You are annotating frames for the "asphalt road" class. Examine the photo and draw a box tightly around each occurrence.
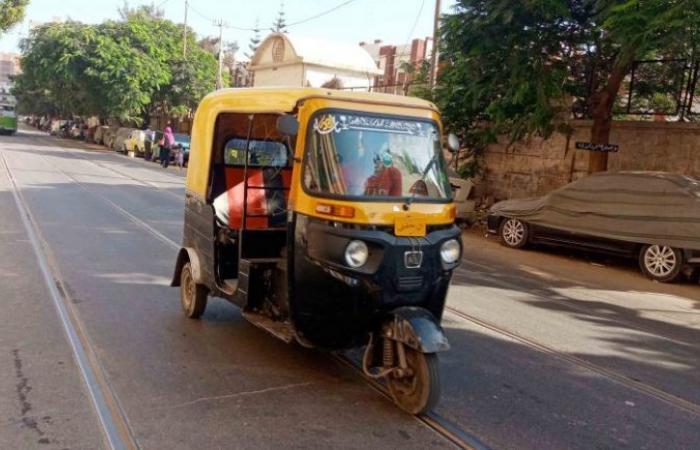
[1,127,699,449]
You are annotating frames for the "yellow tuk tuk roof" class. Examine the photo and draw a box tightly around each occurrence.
[186,87,441,197]
[197,87,439,113]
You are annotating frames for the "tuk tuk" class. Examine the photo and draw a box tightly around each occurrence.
[171,87,462,414]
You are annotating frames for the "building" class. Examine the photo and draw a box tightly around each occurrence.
[360,38,433,95]
[0,53,21,103]
[249,33,381,89]
[0,53,21,85]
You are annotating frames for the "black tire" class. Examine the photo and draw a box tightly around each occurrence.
[638,245,684,283]
[387,350,441,415]
[180,262,208,318]
[499,217,529,249]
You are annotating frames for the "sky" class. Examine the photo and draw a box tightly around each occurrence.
[0,0,458,58]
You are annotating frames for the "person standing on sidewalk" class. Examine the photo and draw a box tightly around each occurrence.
[161,126,175,168]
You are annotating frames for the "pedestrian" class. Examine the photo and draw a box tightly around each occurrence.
[175,144,185,171]
[161,126,175,168]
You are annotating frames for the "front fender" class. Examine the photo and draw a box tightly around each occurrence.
[386,307,450,353]
[171,247,203,287]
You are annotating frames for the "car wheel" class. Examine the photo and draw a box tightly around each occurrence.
[639,245,684,283]
[499,217,529,249]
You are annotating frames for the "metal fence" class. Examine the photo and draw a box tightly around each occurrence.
[620,59,699,120]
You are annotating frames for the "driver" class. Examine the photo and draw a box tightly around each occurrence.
[364,149,402,197]
[338,132,368,195]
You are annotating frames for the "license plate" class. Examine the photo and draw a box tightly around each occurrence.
[395,215,427,237]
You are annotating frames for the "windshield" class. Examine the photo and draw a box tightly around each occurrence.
[224,138,288,167]
[303,111,451,200]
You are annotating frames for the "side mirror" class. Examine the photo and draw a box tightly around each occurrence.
[447,133,460,153]
[277,115,299,136]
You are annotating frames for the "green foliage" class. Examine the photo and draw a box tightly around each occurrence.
[13,12,219,123]
[404,59,433,101]
[246,19,262,60]
[437,0,700,171]
[0,0,29,34]
[271,1,288,33]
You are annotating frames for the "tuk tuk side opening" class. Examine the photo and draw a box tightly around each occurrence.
[208,112,294,296]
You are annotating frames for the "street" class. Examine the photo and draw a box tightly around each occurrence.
[2,127,700,449]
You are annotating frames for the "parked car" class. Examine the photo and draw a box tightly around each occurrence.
[49,120,66,135]
[149,130,164,162]
[111,127,134,152]
[93,125,108,144]
[447,167,476,227]
[102,126,120,148]
[487,171,700,282]
[123,129,146,157]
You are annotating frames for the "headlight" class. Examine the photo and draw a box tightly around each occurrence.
[344,240,369,268]
[440,239,461,264]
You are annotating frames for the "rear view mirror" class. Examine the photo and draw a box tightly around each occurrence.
[277,115,299,136]
[447,133,460,153]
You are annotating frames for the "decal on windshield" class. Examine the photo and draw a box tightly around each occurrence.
[313,113,436,138]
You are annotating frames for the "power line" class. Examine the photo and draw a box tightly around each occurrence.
[286,0,359,27]
[397,0,426,61]
[188,4,213,22]
[187,0,362,31]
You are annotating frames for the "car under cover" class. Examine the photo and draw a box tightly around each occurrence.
[489,171,700,251]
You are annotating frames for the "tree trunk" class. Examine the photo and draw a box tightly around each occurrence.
[588,59,633,173]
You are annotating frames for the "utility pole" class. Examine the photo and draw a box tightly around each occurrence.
[429,0,441,88]
[183,0,189,58]
[215,20,226,90]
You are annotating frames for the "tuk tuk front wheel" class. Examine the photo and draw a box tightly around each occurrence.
[180,262,208,319]
[386,349,440,415]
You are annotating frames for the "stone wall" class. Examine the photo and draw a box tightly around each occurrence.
[479,120,700,201]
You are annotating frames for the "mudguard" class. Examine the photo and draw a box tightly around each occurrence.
[170,247,203,287]
[386,307,450,353]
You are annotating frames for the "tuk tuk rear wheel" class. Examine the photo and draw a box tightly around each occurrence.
[180,262,207,319]
[386,349,440,415]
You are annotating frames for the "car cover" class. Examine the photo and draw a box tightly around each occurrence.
[489,171,700,251]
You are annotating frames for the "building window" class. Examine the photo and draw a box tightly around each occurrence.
[272,38,285,63]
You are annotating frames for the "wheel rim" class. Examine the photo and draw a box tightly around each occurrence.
[502,219,525,246]
[387,349,430,414]
[181,267,194,313]
[644,245,677,277]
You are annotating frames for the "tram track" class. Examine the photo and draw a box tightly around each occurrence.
[10,138,700,445]
[332,354,490,450]
[0,153,140,450]
[453,263,698,348]
[443,305,700,418]
[40,135,184,201]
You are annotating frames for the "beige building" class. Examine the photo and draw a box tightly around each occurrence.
[249,33,381,89]
[0,53,21,102]
[0,53,21,84]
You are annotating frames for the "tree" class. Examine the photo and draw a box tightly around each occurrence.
[117,1,164,20]
[271,1,288,33]
[438,0,700,173]
[13,13,218,123]
[399,59,432,100]
[0,0,29,34]
[245,19,261,60]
